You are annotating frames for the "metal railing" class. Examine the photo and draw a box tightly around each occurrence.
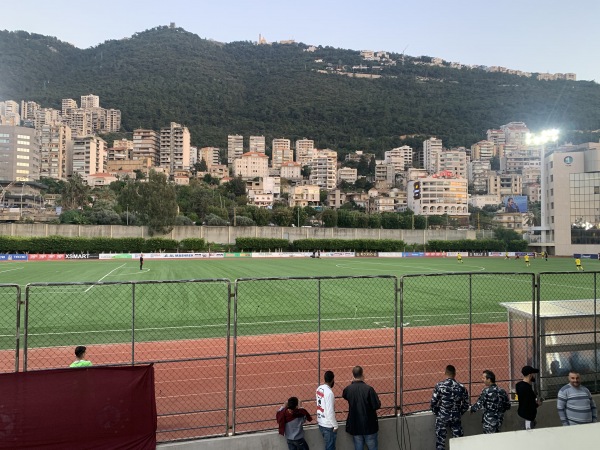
[0,273,597,442]
[23,279,231,442]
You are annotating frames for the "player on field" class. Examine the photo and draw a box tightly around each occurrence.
[457,253,463,263]
[575,258,584,271]
[524,254,530,267]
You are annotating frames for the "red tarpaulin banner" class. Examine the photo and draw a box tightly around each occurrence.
[0,365,156,449]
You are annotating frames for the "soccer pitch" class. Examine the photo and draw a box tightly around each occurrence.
[0,256,594,349]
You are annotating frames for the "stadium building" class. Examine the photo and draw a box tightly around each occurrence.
[541,142,600,255]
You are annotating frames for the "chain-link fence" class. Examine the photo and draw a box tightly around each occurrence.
[233,276,397,434]
[537,272,600,399]
[11,272,600,442]
[23,279,231,441]
[0,284,20,373]
[400,273,535,412]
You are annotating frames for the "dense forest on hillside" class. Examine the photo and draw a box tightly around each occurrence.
[2,26,600,156]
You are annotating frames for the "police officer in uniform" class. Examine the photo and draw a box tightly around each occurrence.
[470,370,511,433]
[430,365,469,450]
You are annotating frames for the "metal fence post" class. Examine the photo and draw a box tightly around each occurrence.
[131,282,135,365]
[317,278,321,385]
[232,280,239,436]
[15,286,21,373]
[394,276,399,415]
[468,273,473,397]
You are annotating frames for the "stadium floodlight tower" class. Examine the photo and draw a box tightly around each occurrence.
[526,129,559,251]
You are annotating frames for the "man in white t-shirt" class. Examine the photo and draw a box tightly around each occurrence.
[316,370,338,450]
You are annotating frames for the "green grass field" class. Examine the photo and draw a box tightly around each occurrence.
[0,256,596,350]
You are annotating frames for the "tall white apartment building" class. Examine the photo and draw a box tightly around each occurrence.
[132,129,159,166]
[0,101,21,126]
[61,99,78,116]
[105,109,121,133]
[198,147,220,168]
[488,173,522,197]
[80,94,100,109]
[233,152,269,179]
[309,149,337,190]
[437,150,468,178]
[227,135,244,166]
[468,160,492,193]
[375,162,395,187]
[69,136,106,177]
[501,122,529,147]
[384,148,404,173]
[337,167,358,184]
[20,101,41,121]
[407,176,469,216]
[39,124,72,179]
[0,125,41,181]
[68,108,93,137]
[34,108,61,130]
[295,139,316,165]
[249,135,266,153]
[423,137,443,174]
[471,140,495,161]
[522,164,541,185]
[160,122,190,171]
[271,138,293,168]
[486,129,506,147]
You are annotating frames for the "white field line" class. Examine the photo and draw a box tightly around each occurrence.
[0,266,24,275]
[27,312,507,337]
[84,263,126,292]
[334,262,486,273]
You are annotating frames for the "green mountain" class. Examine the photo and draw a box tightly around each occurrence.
[1,26,599,155]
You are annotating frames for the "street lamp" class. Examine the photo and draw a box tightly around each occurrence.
[526,129,559,249]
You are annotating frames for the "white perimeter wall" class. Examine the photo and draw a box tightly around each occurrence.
[158,396,598,450]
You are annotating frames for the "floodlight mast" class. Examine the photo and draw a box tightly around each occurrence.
[526,129,560,251]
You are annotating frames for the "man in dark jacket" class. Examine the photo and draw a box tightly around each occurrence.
[342,365,381,450]
[516,365,542,429]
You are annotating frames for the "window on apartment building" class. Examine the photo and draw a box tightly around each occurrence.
[595,186,600,194]
[550,162,553,168]
[550,188,553,196]
[550,175,553,182]
[551,202,554,209]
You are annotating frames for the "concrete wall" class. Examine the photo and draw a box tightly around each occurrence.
[0,223,475,245]
[157,396,597,450]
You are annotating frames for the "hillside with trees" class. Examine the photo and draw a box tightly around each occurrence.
[2,26,600,156]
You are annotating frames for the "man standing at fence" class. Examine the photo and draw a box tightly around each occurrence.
[316,370,338,450]
[430,365,469,450]
[69,346,92,368]
[557,371,597,426]
[470,370,511,434]
[276,397,312,450]
[516,365,542,429]
[342,365,381,450]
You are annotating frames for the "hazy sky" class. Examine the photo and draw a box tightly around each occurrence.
[3,0,599,81]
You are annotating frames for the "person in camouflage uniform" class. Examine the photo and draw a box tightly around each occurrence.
[470,370,511,433]
[430,365,469,450]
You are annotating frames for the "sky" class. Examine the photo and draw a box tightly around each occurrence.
[2,0,599,82]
